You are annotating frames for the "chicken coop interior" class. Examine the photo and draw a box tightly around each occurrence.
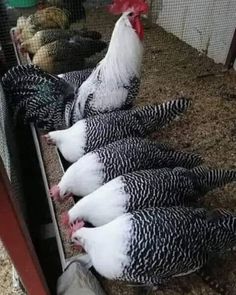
[0,0,236,294]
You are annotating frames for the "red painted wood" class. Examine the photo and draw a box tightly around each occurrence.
[0,157,50,295]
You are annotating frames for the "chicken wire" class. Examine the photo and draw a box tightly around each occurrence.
[0,0,235,75]
[0,83,25,217]
[0,83,27,295]
[0,1,236,295]
[0,0,17,70]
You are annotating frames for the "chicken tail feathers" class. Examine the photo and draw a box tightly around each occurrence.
[2,64,74,130]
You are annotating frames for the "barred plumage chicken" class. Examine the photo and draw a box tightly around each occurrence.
[63,166,236,226]
[45,97,191,162]
[49,137,203,200]
[71,207,236,285]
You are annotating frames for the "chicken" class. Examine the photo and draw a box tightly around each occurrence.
[32,38,107,74]
[58,67,93,89]
[2,65,85,130]
[20,25,39,43]
[73,29,102,41]
[20,28,103,55]
[49,137,203,200]
[62,166,236,227]
[3,0,149,130]
[21,29,70,54]
[71,207,236,285]
[16,16,28,32]
[20,29,72,55]
[47,0,86,23]
[44,97,191,163]
[27,6,70,29]
[16,7,70,42]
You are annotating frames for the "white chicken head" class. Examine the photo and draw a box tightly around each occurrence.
[70,220,86,251]
[49,184,73,202]
[108,0,149,40]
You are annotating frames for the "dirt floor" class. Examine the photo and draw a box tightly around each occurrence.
[84,7,236,295]
[1,5,236,295]
[0,241,13,295]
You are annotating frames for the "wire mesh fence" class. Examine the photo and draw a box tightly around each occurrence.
[0,1,236,295]
[0,0,235,76]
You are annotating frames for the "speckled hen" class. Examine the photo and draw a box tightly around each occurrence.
[20,29,103,54]
[50,137,203,200]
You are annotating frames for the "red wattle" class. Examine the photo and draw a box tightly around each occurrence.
[133,16,144,40]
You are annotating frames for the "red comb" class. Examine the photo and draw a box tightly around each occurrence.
[108,0,149,15]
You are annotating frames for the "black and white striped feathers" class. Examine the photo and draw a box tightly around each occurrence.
[2,9,145,130]
[45,97,191,163]
[71,207,236,284]
[64,166,236,226]
[58,68,93,89]
[1,65,79,130]
[50,137,203,200]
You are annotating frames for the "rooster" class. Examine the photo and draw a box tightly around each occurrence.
[2,0,149,131]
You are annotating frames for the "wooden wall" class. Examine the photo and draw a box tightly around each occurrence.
[149,0,236,65]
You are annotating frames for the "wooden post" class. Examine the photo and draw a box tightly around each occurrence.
[225,28,236,69]
[0,157,50,295]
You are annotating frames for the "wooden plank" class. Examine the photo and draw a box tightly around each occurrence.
[30,125,68,270]
[207,0,236,65]
[183,0,214,52]
[154,0,236,65]
[225,28,236,68]
[31,125,83,267]
[10,27,84,269]
[0,156,50,295]
[157,0,192,39]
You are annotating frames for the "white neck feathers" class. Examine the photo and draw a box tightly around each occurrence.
[98,15,143,86]
[74,215,132,279]
[74,14,144,119]
[87,15,143,88]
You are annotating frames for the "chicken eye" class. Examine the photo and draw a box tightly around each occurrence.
[128,12,134,17]
[74,237,79,241]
